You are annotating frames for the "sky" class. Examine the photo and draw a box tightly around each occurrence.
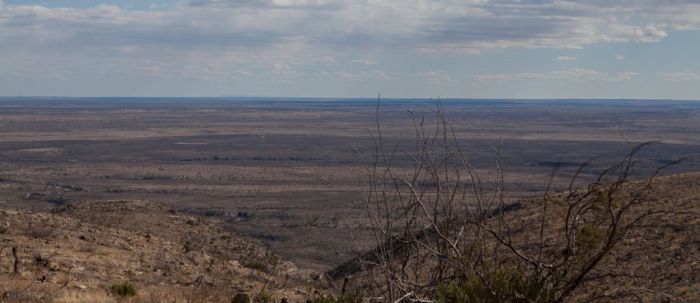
[1,0,700,99]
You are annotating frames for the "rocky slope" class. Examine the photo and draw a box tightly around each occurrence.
[328,172,700,302]
[1,172,698,302]
[0,200,314,302]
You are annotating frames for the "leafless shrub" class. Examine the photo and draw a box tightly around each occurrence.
[33,253,51,269]
[344,100,689,302]
[79,242,98,253]
[244,261,271,273]
[25,220,54,239]
[153,249,173,274]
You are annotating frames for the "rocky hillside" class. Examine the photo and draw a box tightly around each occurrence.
[0,200,314,302]
[1,172,698,302]
[517,172,700,301]
[327,172,700,302]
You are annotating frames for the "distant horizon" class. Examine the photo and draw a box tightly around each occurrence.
[1,96,699,102]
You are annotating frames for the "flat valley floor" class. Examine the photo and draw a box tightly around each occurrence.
[1,98,699,269]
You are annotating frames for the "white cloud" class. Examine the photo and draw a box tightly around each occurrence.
[554,56,577,61]
[2,1,700,55]
[616,54,625,60]
[418,71,454,86]
[371,70,400,81]
[324,69,400,81]
[0,0,699,92]
[658,72,700,82]
[351,59,377,66]
[474,68,639,83]
[332,72,357,79]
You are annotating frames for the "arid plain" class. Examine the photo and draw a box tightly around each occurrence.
[1,97,699,270]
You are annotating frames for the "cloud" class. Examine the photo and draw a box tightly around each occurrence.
[474,68,639,83]
[351,59,377,66]
[188,0,341,9]
[616,54,625,60]
[2,1,700,55]
[0,0,698,89]
[554,56,577,61]
[324,69,400,81]
[418,71,454,86]
[658,72,700,82]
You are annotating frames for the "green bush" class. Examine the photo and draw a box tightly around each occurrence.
[311,292,363,303]
[436,266,550,303]
[232,293,251,303]
[575,224,605,255]
[110,282,136,297]
[254,291,273,303]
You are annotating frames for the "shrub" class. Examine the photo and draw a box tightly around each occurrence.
[311,293,363,303]
[243,261,269,273]
[47,195,67,206]
[110,282,136,297]
[26,221,54,239]
[436,266,551,303]
[232,293,251,303]
[254,291,273,303]
[33,254,51,268]
[348,102,675,303]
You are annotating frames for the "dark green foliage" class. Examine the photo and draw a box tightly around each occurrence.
[436,266,551,303]
[311,291,363,303]
[254,291,273,303]
[232,293,252,303]
[575,224,605,255]
[110,282,137,297]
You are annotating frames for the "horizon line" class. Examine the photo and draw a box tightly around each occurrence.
[1,96,699,102]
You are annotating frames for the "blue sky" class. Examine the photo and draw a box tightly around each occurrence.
[1,0,700,99]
